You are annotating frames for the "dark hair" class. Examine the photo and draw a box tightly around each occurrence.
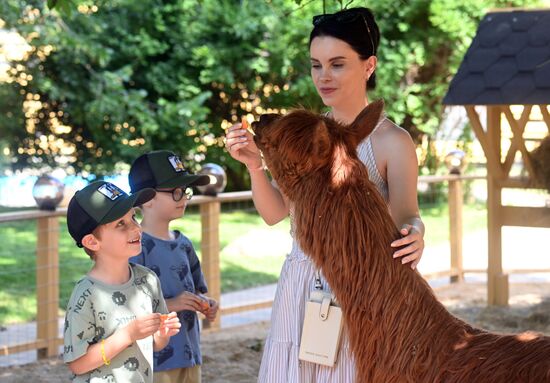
[309,7,380,89]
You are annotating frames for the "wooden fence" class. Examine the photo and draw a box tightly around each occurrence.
[0,174,490,359]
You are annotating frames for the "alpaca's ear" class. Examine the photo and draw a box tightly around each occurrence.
[314,119,331,160]
[350,99,384,146]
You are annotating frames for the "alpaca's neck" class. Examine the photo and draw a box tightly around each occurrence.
[292,156,463,373]
[331,145,355,187]
[288,152,550,383]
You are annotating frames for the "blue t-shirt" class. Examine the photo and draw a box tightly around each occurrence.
[130,231,208,371]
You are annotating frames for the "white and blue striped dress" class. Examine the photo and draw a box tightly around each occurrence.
[258,118,391,383]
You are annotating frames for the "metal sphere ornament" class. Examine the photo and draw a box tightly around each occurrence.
[444,150,467,175]
[32,175,65,210]
[196,163,227,196]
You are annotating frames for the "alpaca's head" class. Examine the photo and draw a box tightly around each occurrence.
[253,100,384,199]
[252,110,331,199]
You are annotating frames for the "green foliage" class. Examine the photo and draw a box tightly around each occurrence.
[0,0,543,186]
[0,0,315,181]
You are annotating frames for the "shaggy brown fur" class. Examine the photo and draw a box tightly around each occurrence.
[252,100,550,383]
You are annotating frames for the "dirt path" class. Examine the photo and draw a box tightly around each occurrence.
[1,282,549,383]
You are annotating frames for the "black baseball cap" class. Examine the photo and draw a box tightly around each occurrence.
[67,181,156,247]
[129,150,210,193]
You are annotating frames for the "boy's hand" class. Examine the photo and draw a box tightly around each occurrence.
[201,296,219,322]
[157,312,181,338]
[171,291,205,312]
[123,313,161,343]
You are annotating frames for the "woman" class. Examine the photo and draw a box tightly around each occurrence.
[225,7,425,382]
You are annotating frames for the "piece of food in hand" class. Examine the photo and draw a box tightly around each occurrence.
[242,117,249,130]
[197,295,210,312]
[160,314,169,324]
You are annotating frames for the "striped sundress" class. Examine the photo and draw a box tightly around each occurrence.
[258,118,391,383]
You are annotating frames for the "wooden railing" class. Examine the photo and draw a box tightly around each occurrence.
[0,174,484,359]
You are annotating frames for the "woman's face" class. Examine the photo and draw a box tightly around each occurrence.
[310,36,376,108]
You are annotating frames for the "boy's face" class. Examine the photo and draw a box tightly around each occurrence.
[147,187,189,221]
[92,208,143,259]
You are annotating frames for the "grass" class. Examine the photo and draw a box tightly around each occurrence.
[0,201,486,325]
[421,201,487,247]
[170,206,291,292]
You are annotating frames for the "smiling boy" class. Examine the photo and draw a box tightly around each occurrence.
[63,181,181,382]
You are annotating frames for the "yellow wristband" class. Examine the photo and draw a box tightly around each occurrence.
[101,339,110,366]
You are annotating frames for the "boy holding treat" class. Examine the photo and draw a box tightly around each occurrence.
[129,150,219,383]
[63,181,181,383]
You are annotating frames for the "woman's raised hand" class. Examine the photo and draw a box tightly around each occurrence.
[225,118,262,170]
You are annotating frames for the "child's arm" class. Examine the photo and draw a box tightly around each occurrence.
[68,327,132,375]
[68,313,161,375]
[153,312,181,351]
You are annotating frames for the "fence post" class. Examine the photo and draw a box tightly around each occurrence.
[200,199,221,330]
[36,215,60,358]
[448,177,464,283]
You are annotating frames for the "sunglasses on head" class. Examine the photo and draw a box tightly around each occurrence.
[312,11,375,56]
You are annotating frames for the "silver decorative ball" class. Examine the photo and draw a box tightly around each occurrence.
[444,150,467,175]
[196,163,227,196]
[32,175,65,210]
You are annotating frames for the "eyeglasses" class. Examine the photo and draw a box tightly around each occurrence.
[312,11,375,57]
[155,187,193,202]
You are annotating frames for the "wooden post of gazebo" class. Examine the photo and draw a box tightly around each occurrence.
[443,8,550,305]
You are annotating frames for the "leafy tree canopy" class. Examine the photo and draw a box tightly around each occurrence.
[0,0,542,187]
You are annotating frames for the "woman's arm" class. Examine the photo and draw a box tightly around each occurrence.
[250,169,290,225]
[383,127,425,269]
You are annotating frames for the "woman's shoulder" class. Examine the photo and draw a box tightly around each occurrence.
[373,117,413,146]
[370,117,416,167]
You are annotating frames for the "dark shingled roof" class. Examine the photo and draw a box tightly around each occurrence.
[443,9,550,105]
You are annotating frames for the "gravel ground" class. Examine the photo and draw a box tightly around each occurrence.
[1,282,549,383]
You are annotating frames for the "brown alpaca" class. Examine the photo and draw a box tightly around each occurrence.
[252,100,550,383]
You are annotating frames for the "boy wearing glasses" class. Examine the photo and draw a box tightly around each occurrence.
[129,150,218,383]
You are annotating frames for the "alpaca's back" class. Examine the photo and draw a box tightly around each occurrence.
[292,143,467,378]
[296,142,550,382]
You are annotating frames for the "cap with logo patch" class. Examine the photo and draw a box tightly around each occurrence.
[67,181,156,247]
[128,150,210,193]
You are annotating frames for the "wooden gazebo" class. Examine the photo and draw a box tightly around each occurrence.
[443,8,550,306]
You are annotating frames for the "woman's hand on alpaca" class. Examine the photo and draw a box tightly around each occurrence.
[391,224,424,269]
[225,120,262,170]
